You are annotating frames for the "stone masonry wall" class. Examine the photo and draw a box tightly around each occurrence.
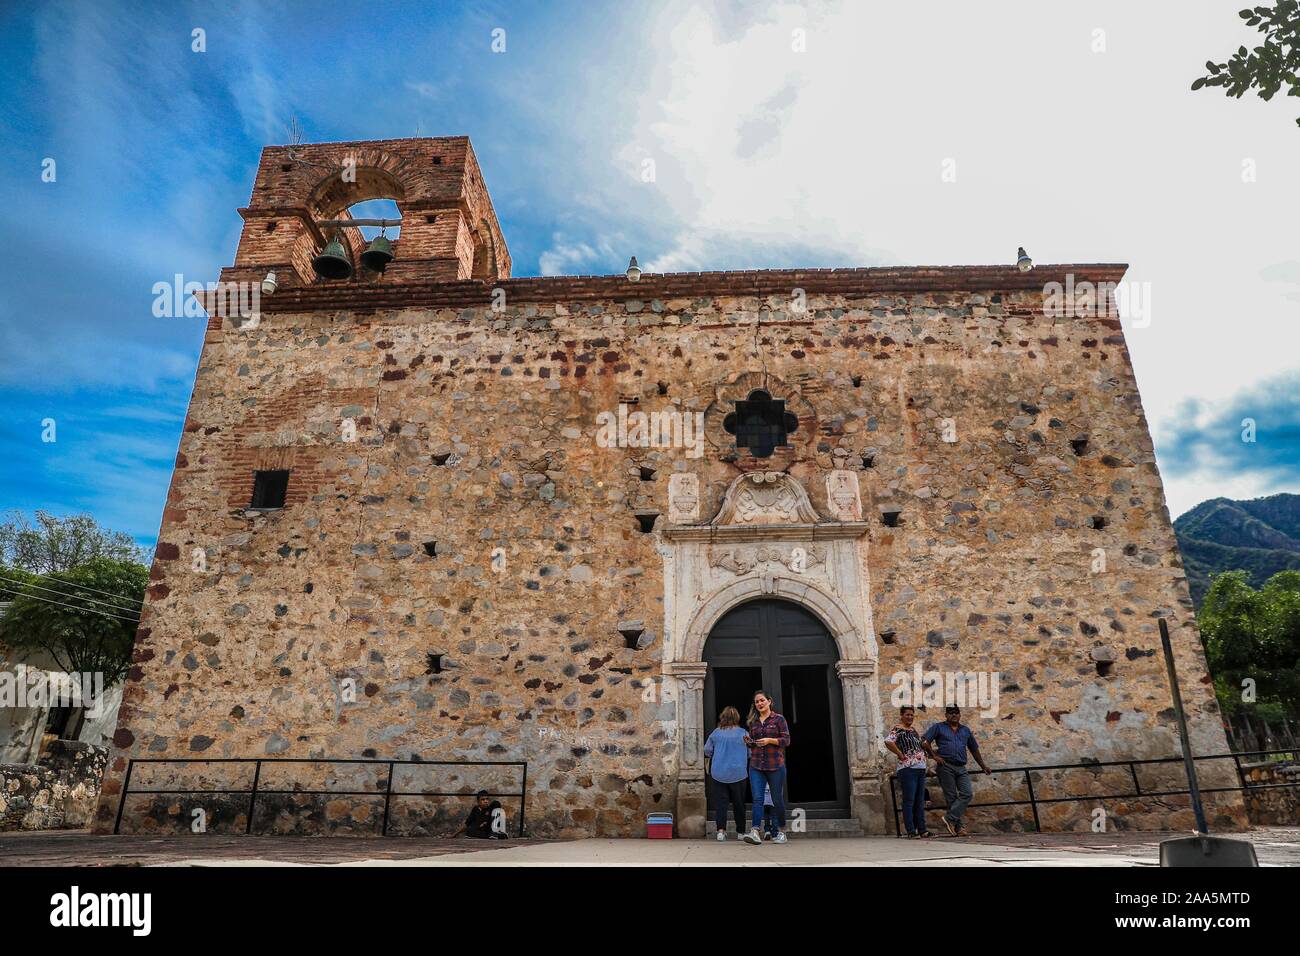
[94,276,1243,837]
[2,741,107,831]
[1241,760,1300,826]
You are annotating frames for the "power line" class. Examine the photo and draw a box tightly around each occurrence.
[0,574,142,613]
[0,573,142,615]
[0,585,140,624]
[39,570,151,604]
[0,582,141,629]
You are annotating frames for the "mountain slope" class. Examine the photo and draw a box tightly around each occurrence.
[1174,493,1300,606]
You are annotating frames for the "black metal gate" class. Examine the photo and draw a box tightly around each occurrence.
[113,757,527,837]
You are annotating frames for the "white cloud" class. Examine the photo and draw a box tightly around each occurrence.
[591,0,1299,509]
[1163,471,1281,522]
[405,81,440,101]
[537,234,624,276]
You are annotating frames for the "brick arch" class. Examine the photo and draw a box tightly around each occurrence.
[470,219,500,281]
[298,154,417,280]
[304,149,417,219]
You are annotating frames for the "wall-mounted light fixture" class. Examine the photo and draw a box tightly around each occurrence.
[1016,246,1033,272]
[626,256,641,282]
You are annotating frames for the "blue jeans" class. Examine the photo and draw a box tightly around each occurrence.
[749,767,786,832]
[897,767,927,835]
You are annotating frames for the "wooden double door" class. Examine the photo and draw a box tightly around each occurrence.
[702,599,850,818]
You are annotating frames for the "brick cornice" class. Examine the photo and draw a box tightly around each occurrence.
[242,263,1130,314]
[237,206,323,244]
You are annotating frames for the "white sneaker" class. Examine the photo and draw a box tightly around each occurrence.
[743,827,763,845]
[773,831,788,844]
[716,831,727,842]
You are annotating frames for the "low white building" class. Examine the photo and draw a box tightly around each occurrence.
[0,602,124,766]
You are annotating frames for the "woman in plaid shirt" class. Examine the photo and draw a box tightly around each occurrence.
[743,690,791,845]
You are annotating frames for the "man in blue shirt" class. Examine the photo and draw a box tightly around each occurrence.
[922,705,992,836]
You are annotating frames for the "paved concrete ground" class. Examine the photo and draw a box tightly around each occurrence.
[0,831,535,866]
[3,827,1298,866]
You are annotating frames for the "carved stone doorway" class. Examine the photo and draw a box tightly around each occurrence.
[661,470,888,837]
[703,598,851,817]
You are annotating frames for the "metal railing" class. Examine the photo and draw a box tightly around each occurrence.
[888,748,1300,836]
[113,757,528,837]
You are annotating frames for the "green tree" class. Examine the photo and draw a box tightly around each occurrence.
[0,510,148,573]
[0,557,148,684]
[1199,569,1300,720]
[1192,3,1300,126]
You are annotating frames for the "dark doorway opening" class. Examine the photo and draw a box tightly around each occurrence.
[707,665,762,804]
[702,599,850,819]
[711,666,763,731]
[781,664,836,803]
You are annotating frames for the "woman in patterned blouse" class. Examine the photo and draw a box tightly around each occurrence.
[885,705,932,838]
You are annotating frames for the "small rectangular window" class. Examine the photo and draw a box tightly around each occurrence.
[251,469,289,509]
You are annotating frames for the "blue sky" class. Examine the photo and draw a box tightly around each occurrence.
[1,0,1297,549]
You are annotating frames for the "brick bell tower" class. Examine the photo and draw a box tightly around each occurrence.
[219,136,511,294]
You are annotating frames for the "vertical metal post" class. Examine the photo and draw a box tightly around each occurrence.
[381,761,395,836]
[1024,770,1041,833]
[889,774,900,837]
[1129,761,1142,795]
[1231,752,1246,792]
[1160,617,1210,834]
[112,759,135,835]
[245,760,262,835]
[518,762,528,837]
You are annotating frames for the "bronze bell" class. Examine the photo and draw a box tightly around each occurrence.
[311,236,353,281]
[360,234,395,273]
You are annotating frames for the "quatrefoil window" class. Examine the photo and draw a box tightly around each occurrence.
[723,390,798,458]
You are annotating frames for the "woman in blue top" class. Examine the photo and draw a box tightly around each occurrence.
[703,706,749,841]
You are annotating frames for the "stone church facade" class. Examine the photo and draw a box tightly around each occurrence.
[93,137,1243,837]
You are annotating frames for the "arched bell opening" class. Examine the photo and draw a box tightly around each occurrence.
[306,164,407,220]
[470,219,500,281]
[344,199,400,274]
[300,164,409,283]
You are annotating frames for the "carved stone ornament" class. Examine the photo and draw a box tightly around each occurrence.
[713,471,821,526]
[709,544,827,575]
[667,473,701,524]
[826,469,863,521]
